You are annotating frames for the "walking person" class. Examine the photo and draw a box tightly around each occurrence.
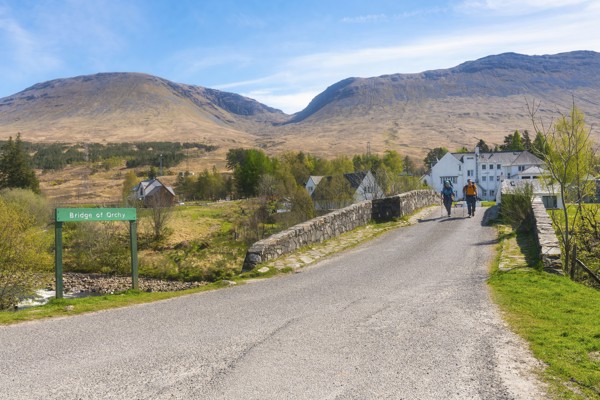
[463,178,478,218]
[441,180,454,218]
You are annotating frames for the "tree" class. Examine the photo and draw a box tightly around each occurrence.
[476,139,491,153]
[531,131,550,158]
[313,175,354,210]
[0,133,40,193]
[522,130,533,151]
[403,156,417,176]
[382,150,404,175]
[226,148,273,197]
[500,130,525,151]
[529,99,595,278]
[423,147,448,169]
[122,170,139,205]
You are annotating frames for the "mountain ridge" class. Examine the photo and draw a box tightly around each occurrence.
[1,51,599,161]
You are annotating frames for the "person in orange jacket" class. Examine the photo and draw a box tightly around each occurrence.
[463,178,478,217]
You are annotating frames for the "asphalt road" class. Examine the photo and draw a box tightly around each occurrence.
[0,209,543,399]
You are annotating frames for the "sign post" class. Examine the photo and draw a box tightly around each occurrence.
[54,208,137,299]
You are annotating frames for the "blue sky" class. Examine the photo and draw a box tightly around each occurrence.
[1,0,599,114]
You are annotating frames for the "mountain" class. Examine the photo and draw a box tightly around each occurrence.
[0,72,287,147]
[268,51,600,159]
[1,51,599,162]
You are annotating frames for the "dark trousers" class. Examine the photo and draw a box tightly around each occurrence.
[466,195,477,215]
[443,197,453,215]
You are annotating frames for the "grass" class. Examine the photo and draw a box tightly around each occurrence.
[0,281,239,325]
[489,224,600,399]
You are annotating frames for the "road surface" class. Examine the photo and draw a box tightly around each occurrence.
[0,209,544,399]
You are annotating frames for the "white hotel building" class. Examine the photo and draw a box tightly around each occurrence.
[423,148,545,201]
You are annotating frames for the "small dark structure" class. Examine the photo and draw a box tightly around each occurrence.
[130,178,176,207]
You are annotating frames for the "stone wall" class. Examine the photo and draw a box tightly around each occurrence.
[531,196,563,273]
[372,190,439,222]
[243,189,439,271]
[243,201,372,271]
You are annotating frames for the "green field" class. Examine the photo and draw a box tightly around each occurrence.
[489,225,600,399]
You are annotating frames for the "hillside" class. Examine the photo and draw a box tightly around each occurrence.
[0,72,287,148]
[264,51,600,159]
[1,51,600,164]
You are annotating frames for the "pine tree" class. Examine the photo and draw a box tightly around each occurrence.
[0,134,40,193]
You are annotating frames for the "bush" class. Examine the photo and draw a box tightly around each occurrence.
[63,222,131,275]
[0,188,52,227]
[0,198,52,310]
[500,182,534,231]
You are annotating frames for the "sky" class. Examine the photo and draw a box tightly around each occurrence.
[1,0,599,114]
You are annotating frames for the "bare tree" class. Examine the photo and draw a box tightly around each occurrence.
[144,189,174,243]
[528,97,596,277]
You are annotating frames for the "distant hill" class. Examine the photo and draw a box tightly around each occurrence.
[0,72,287,147]
[1,51,599,162]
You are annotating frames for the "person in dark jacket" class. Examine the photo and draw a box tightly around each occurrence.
[441,180,454,217]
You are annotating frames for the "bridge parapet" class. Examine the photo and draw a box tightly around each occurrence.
[243,189,439,271]
[531,196,563,273]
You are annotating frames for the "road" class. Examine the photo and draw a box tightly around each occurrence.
[0,209,544,399]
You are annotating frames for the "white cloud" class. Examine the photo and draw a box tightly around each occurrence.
[458,0,590,15]
[341,14,388,23]
[0,7,62,76]
[242,89,318,114]
[224,2,600,113]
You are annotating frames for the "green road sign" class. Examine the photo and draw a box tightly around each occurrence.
[56,208,136,222]
[54,207,138,298]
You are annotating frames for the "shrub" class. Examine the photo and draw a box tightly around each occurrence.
[63,222,131,275]
[0,188,52,227]
[500,182,534,231]
[0,198,52,309]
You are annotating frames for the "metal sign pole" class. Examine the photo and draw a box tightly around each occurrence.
[130,220,138,290]
[55,220,64,299]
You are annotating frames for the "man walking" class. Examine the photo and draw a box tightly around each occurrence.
[463,178,478,218]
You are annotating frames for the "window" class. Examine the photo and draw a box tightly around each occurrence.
[518,165,526,171]
[482,164,487,170]
[482,176,487,181]
[489,164,494,169]
[482,189,487,196]
[458,165,461,171]
[467,170,474,177]
[490,190,495,196]
[497,176,500,181]
[497,164,501,169]
[440,176,458,184]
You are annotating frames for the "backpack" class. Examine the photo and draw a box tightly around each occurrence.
[464,183,477,196]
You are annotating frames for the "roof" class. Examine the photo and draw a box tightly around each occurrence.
[343,171,368,189]
[451,150,543,166]
[133,178,175,197]
[307,176,323,186]
[516,166,546,176]
[501,179,547,194]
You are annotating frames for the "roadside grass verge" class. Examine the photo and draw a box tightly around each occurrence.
[0,281,239,325]
[489,225,600,399]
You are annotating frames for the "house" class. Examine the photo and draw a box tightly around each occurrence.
[305,175,323,197]
[307,171,384,210]
[129,178,176,207]
[423,148,545,201]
